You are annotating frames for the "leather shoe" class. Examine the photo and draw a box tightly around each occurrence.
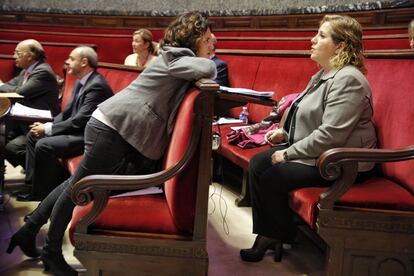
[10,186,31,197]
[240,235,283,262]
[41,250,78,276]
[16,193,42,202]
[6,227,40,258]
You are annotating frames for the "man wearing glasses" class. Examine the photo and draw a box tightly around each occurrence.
[0,39,60,184]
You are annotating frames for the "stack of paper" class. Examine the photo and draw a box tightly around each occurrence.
[213,117,243,125]
[9,103,52,120]
[219,86,274,98]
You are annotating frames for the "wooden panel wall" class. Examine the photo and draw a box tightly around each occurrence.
[0,7,413,31]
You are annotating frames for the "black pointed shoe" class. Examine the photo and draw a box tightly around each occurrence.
[6,227,40,258]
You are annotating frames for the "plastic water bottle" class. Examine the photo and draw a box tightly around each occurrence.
[239,106,249,124]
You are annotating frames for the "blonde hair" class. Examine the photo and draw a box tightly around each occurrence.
[409,19,414,39]
[321,15,366,74]
[133,28,157,55]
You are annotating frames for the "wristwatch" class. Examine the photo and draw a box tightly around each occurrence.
[283,151,289,162]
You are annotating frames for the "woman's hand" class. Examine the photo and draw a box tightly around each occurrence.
[271,149,287,165]
[265,128,285,146]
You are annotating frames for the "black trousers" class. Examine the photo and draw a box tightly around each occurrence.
[27,117,158,253]
[25,131,84,199]
[249,145,333,241]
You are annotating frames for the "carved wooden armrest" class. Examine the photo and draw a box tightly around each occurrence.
[317,145,414,209]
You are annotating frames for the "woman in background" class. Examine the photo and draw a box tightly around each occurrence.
[124,28,158,70]
[240,14,376,263]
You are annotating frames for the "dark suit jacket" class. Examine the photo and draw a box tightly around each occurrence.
[0,61,60,117]
[212,55,229,87]
[52,71,113,137]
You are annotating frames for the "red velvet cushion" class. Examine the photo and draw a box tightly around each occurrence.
[61,74,77,111]
[0,57,16,82]
[70,194,181,243]
[249,57,317,123]
[97,67,139,94]
[163,89,200,233]
[366,59,414,194]
[290,177,414,229]
[66,155,83,176]
[217,54,263,119]
[216,124,270,170]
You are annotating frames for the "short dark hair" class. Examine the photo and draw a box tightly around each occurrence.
[160,11,211,55]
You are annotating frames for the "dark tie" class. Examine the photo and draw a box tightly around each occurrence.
[71,82,83,116]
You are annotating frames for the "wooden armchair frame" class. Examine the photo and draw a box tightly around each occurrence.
[317,146,414,276]
[70,79,219,276]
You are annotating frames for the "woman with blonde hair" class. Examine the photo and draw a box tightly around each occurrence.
[240,14,376,262]
[124,28,158,69]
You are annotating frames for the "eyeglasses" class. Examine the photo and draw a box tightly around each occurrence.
[13,51,29,57]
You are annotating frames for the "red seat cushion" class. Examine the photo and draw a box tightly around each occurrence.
[216,124,270,170]
[70,194,181,243]
[290,177,414,229]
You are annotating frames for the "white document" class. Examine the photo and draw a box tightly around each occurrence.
[110,186,163,198]
[230,125,250,131]
[219,86,274,98]
[9,102,52,120]
[213,117,243,125]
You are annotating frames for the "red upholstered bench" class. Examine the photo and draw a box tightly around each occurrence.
[68,81,218,275]
[215,49,414,275]
[0,54,17,81]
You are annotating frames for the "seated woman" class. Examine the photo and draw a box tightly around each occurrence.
[124,28,158,70]
[6,11,216,276]
[240,14,377,263]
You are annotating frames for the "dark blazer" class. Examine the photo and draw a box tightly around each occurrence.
[212,55,229,87]
[0,61,60,116]
[52,71,113,136]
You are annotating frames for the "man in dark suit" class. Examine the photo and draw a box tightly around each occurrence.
[210,33,229,87]
[16,46,113,201]
[0,39,60,169]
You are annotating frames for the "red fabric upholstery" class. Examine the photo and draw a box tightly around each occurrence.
[163,89,201,233]
[0,56,17,81]
[70,89,201,242]
[366,59,414,194]
[290,177,414,228]
[363,39,410,50]
[70,194,181,243]
[97,67,139,93]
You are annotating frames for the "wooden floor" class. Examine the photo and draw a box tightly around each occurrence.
[0,163,326,276]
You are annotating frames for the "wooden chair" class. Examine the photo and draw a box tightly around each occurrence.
[69,79,218,275]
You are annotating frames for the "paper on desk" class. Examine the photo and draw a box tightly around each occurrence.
[230,125,250,131]
[213,117,243,125]
[9,102,52,120]
[219,86,274,98]
[111,186,163,198]
[0,92,24,98]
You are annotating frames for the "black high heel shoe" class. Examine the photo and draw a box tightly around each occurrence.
[6,227,40,258]
[240,235,283,262]
[40,250,78,276]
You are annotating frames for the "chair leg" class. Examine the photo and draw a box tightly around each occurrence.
[235,170,251,207]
